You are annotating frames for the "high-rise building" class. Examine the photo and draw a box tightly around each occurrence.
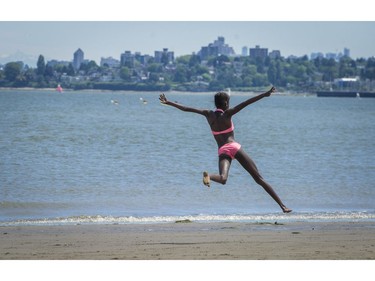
[154,48,174,64]
[198,36,236,60]
[241,46,248,56]
[249,45,268,59]
[344,48,350,57]
[73,48,84,70]
[120,51,135,67]
[100,57,120,68]
[269,50,281,59]
[311,52,324,60]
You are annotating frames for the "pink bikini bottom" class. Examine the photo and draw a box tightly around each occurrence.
[218,142,241,159]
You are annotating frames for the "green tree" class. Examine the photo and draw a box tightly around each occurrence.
[209,80,226,91]
[119,67,131,81]
[252,73,268,87]
[193,65,209,76]
[317,58,338,82]
[24,68,36,84]
[189,54,201,67]
[242,65,257,77]
[363,57,375,80]
[213,55,230,68]
[174,65,188,83]
[80,60,98,73]
[216,65,239,88]
[176,55,190,65]
[339,56,357,77]
[267,61,277,85]
[44,64,54,78]
[14,73,28,87]
[201,73,212,82]
[37,55,46,75]
[255,57,266,73]
[272,60,285,86]
[67,63,75,76]
[149,73,159,83]
[4,62,22,81]
[147,63,163,73]
[161,53,169,66]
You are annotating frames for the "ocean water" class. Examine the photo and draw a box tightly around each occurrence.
[1,89,374,225]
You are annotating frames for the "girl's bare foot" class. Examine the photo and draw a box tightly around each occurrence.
[282,207,292,213]
[203,171,210,188]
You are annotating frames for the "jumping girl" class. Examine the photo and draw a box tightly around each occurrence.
[159,87,291,213]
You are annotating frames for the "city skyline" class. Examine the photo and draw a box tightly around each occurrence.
[1,21,375,68]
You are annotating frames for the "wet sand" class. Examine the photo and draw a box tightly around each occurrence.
[1,221,375,260]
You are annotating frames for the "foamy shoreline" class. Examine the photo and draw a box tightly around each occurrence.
[2,210,374,227]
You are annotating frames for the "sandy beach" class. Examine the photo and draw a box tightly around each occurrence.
[1,221,374,260]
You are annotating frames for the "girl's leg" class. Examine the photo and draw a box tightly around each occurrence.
[204,155,232,186]
[235,148,292,213]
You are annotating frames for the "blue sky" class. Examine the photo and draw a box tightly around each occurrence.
[1,2,374,66]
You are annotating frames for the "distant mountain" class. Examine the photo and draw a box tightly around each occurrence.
[0,51,39,67]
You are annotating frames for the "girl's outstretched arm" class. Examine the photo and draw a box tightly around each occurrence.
[159,93,209,117]
[227,86,276,116]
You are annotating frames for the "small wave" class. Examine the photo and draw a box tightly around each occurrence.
[1,211,375,226]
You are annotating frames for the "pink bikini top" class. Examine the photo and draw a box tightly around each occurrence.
[211,109,234,135]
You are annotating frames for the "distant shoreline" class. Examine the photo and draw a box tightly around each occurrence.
[0,87,57,91]
[0,87,316,96]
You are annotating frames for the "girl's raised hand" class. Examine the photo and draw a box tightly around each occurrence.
[159,93,168,104]
[264,86,276,97]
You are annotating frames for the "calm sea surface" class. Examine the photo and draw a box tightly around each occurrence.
[1,89,374,225]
